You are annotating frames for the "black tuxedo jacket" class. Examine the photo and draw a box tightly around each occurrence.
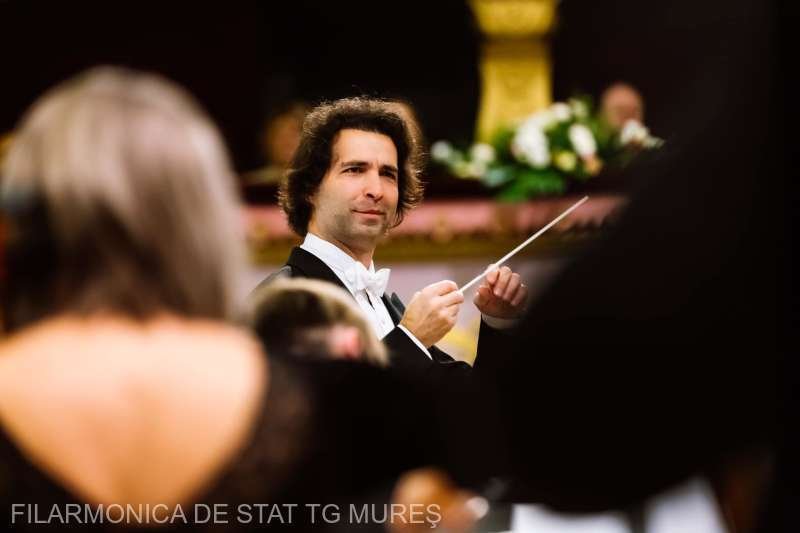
[254,247,508,381]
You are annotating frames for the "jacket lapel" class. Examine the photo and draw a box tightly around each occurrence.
[382,293,405,325]
[288,246,407,326]
[286,247,350,292]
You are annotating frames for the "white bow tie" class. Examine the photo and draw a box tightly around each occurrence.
[346,263,391,299]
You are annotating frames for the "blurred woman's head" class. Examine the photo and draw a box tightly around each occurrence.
[248,277,388,366]
[1,67,245,330]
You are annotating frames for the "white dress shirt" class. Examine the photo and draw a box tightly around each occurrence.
[300,233,433,359]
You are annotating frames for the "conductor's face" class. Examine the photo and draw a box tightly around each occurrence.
[308,128,399,260]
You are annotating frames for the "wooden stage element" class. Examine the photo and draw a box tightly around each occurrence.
[245,195,626,264]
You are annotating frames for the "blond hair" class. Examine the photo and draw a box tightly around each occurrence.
[1,67,245,325]
[247,278,388,366]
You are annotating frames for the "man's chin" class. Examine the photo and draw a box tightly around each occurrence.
[350,223,386,241]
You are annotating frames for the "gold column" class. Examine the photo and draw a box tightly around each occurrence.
[469,0,556,142]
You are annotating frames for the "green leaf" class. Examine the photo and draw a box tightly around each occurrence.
[497,168,566,200]
[496,180,530,202]
[549,125,572,152]
[489,127,516,156]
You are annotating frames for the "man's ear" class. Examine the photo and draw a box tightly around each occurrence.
[328,324,363,361]
[303,185,317,232]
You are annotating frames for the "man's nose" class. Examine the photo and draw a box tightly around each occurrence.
[363,169,383,200]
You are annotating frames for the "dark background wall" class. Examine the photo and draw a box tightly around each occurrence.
[0,1,264,171]
[0,0,746,173]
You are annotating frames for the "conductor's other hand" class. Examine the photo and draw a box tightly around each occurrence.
[474,265,528,319]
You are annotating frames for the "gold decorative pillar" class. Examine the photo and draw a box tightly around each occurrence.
[469,0,556,142]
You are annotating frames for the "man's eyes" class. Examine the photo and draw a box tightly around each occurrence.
[342,166,396,180]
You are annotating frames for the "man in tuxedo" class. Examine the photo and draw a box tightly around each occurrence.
[257,97,527,376]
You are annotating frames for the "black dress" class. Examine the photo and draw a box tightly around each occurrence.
[0,356,499,532]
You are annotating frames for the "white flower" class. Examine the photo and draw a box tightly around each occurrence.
[619,119,664,148]
[643,136,664,149]
[569,99,589,120]
[431,140,454,162]
[466,161,488,178]
[553,151,577,172]
[523,109,556,131]
[512,122,550,168]
[568,124,597,157]
[470,143,496,164]
[619,119,649,146]
[550,102,572,122]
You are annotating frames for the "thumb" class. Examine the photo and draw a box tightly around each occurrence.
[485,265,499,285]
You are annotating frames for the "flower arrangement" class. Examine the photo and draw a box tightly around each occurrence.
[431,98,662,200]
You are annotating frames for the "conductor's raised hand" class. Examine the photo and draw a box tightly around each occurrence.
[474,265,528,319]
[400,280,464,348]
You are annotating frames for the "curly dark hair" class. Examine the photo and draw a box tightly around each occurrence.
[278,97,424,236]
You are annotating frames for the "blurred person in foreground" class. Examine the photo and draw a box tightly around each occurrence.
[247,279,488,532]
[0,65,279,521]
[477,2,785,531]
[257,97,527,379]
[247,277,387,366]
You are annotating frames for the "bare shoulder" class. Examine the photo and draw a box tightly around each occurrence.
[0,316,268,506]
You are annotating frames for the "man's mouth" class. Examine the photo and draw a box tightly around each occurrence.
[353,209,385,216]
